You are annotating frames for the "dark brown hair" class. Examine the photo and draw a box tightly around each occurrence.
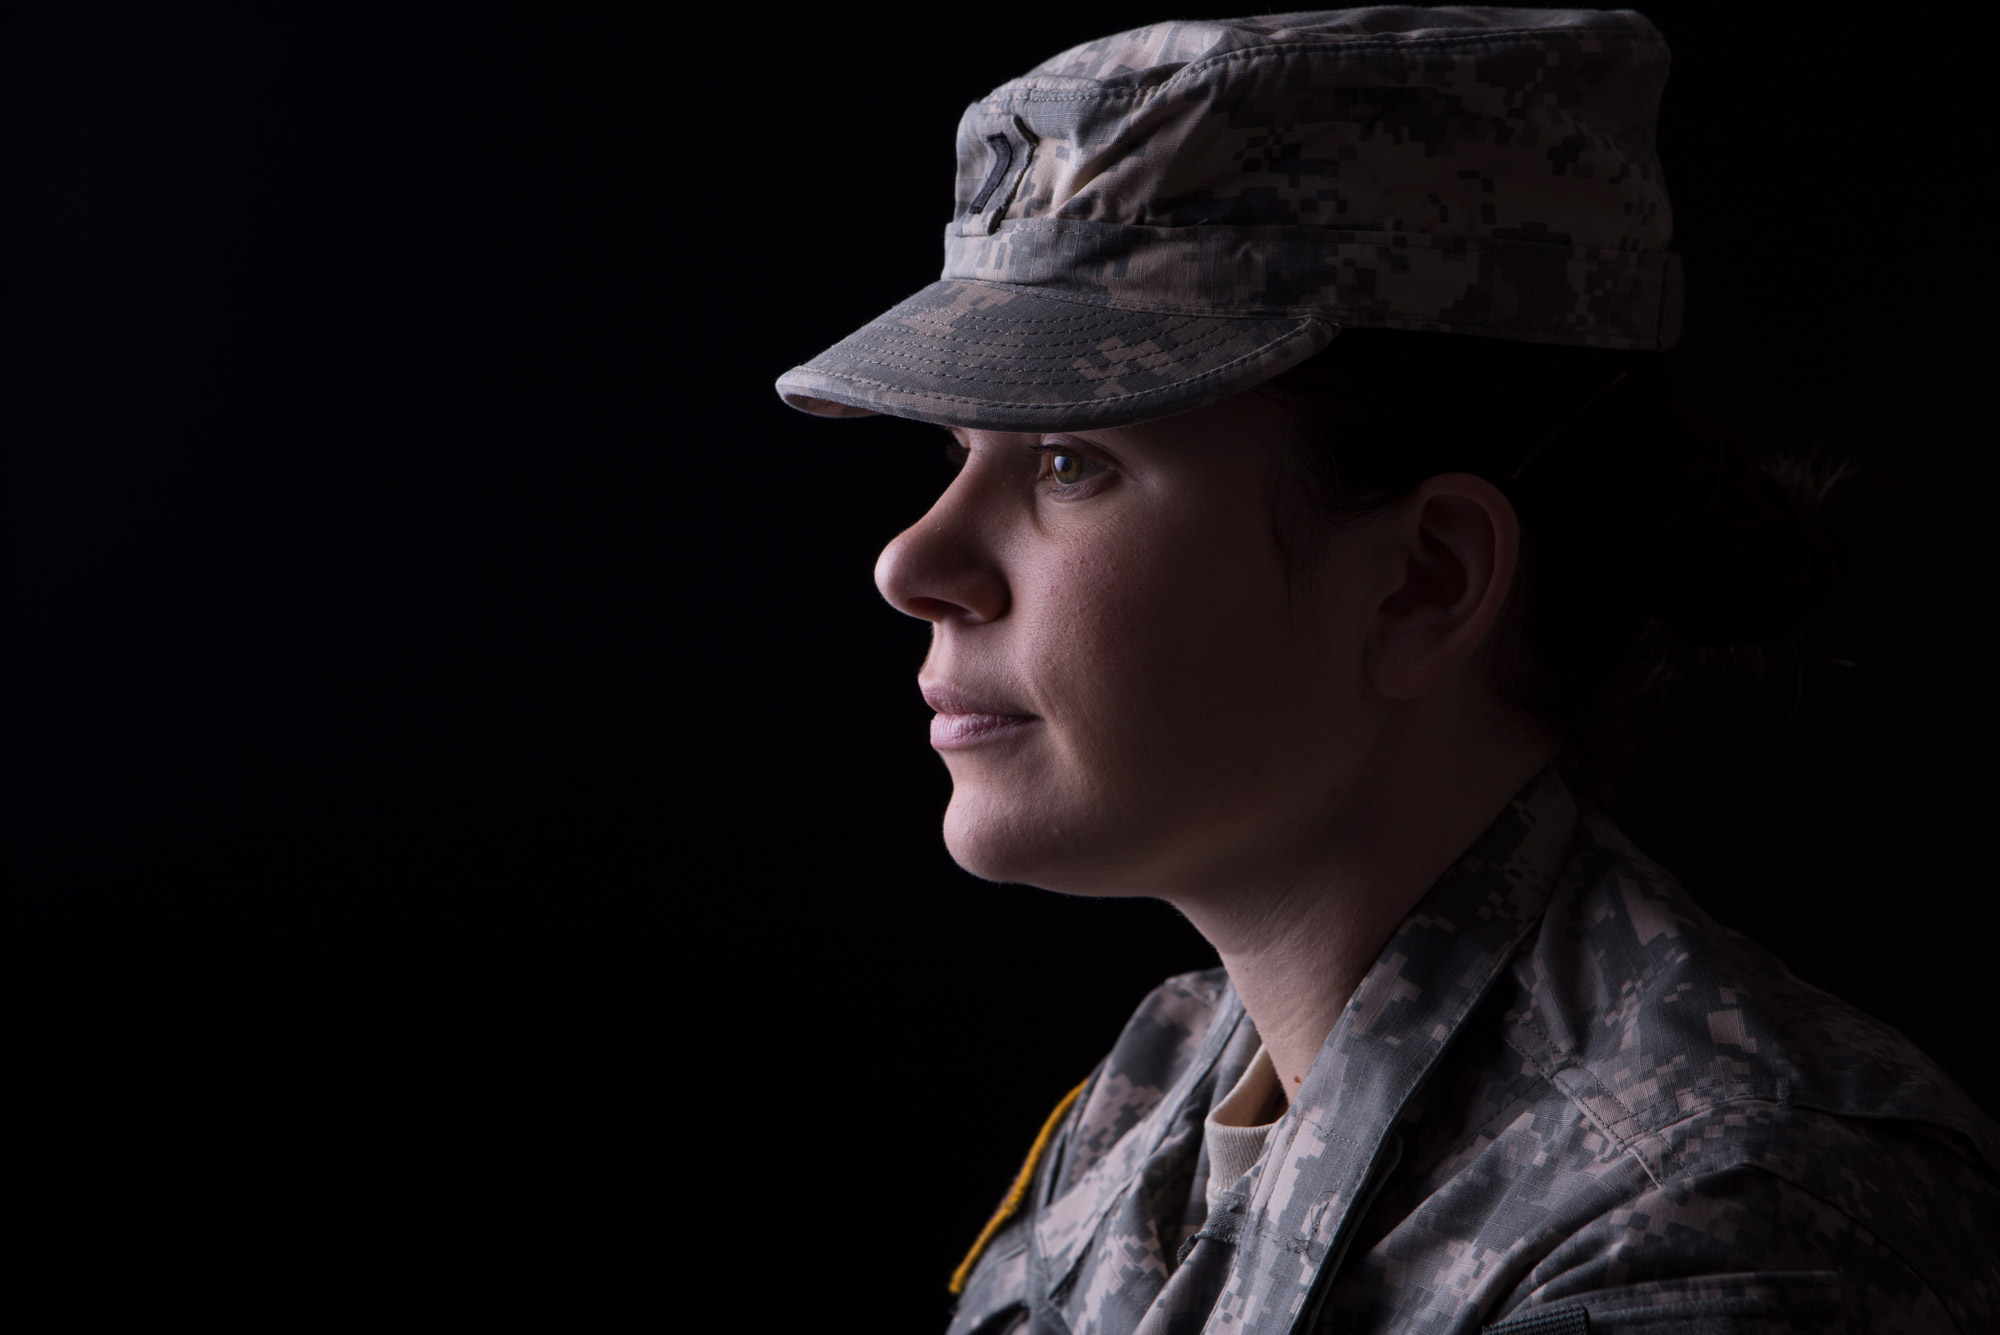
[1252,329,1853,808]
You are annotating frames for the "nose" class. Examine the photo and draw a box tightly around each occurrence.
[873,465,1010,625]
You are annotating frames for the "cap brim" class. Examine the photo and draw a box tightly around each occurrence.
[776,280,1335,432]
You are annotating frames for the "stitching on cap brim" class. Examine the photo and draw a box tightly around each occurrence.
[775,282,1334,431]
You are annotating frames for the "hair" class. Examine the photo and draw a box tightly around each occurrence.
[1251,329,1856,809]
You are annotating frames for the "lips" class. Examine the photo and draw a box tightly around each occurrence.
[920,681,1038,750]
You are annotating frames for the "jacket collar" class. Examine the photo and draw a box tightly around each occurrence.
[1201,764,1580,1334]
[1032,975,1250,1307]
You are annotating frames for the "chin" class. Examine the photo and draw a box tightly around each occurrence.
[941,786,1150,897]
[941,789,1043,885]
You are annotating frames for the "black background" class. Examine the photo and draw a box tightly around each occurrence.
[9,5,1995,1329]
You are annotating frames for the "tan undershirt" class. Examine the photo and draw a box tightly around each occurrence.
[1202,1044,1286,1215]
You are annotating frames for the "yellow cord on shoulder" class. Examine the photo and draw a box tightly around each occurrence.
[948,1077,1090,1296]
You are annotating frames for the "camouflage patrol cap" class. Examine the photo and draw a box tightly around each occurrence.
[776,7,1682,433]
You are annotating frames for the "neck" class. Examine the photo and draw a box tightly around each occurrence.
[1169,699,1561,1101]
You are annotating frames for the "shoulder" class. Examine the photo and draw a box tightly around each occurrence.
[1490,808,2000,1329]
[1509,808,1998,1163]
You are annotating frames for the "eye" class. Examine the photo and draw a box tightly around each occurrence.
[1031,439,1107,491]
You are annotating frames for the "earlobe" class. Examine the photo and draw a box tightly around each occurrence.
[1367,476,1518,701]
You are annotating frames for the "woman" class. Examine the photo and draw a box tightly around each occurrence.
[776,10,1998,1333]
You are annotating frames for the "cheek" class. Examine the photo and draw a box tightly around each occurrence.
[937,475,1374,890]
[1026,512,1309,776]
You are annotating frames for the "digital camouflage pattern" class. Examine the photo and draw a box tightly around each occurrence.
[947,767,2000,1334]
[777,8,1684,433]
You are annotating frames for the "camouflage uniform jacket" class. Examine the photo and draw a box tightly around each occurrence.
[947,767,2000,1334]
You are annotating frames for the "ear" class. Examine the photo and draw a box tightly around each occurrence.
[1365,473,1520,701]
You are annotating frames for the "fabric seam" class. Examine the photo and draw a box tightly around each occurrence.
[1503,1020,1667,1190]
[986,24,1664,107]
[794,319,1329,409]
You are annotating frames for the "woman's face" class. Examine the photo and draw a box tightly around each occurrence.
[874,396,1401,899]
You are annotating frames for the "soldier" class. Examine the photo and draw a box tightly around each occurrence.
[776,9,2000,1333]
